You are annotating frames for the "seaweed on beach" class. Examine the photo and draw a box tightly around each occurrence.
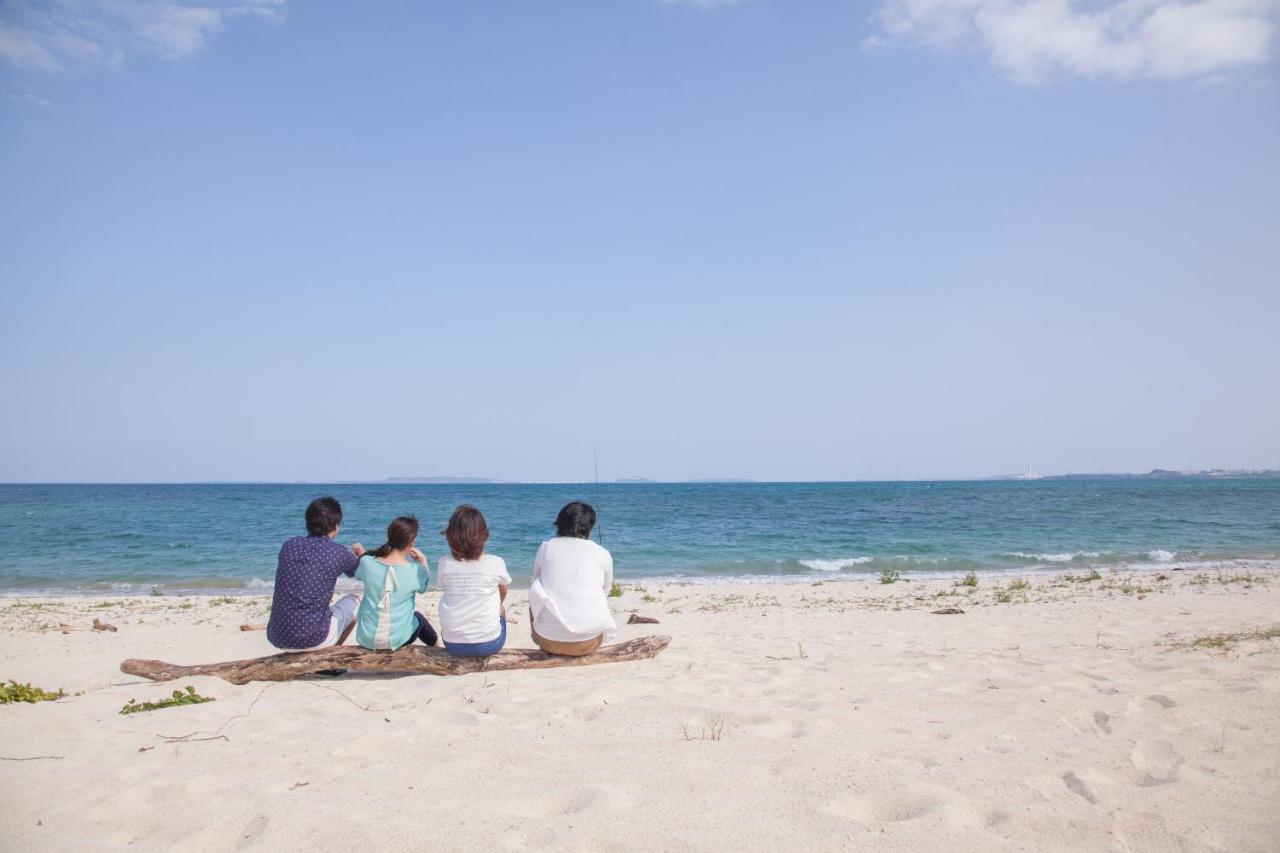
[120,686,215,715]
[1,680,67,704]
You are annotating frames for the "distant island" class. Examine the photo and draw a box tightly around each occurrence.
[614,477,758,484]
[381,476,508,484]
[996,469,1280,481]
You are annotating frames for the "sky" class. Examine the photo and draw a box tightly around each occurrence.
[1,0,1278,483]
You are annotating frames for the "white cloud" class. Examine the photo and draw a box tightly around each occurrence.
[0,0,284,72]
[869,0,1280,81]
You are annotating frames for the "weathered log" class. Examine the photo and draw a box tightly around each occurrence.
[238,623,267,632]
[121,635,672,685]
[627,614,659,624]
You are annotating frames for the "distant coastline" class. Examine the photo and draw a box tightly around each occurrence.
[986,469,1280,481]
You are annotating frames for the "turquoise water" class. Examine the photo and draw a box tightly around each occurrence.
[0,480,1277,594]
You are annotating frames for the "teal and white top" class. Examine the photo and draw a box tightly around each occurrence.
[354,555,429,650]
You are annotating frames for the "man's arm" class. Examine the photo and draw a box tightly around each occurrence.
[340,544,360,578]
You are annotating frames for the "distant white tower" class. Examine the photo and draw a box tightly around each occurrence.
[1017,461,1043,480]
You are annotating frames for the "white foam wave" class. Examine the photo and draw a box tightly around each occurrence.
[245,577,273,589]
[1147,550,1176,562]
[1006,551,1102,563]
[800,557,873,572]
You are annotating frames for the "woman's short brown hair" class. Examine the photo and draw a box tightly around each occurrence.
[444,504,489,561]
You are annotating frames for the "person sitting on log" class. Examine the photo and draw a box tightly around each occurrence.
[266,496,366,652]
[436,505,511,657]
[353,515,438,650]
[528,501,617,656]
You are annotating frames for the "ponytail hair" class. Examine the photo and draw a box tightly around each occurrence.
[369,515,419,559]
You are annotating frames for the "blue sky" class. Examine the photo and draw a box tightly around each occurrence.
[1,0,1278,482]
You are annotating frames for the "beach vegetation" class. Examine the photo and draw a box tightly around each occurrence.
[879,568,901,585]
[1217,572,1265,587]
[1165,625,1280,653]
[994,579,1031,604]
[959,571,978,588]
[1188,573,1210,586]
[608,582,623,598]
[149,587,164,597]
[1,680,67,704]
[209,596,236,606]
[88,600,125,609]
[120,686,215,715]
[642,593,658,603]
[681,714,726,742]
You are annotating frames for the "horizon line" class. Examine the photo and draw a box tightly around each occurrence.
[2,468,1278,487]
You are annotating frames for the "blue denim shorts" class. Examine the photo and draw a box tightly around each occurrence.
[443,615,507,657]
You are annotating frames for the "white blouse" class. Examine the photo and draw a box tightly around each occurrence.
[529,537,617,644]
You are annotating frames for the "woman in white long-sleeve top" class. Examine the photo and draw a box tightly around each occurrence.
[528,501,617,656]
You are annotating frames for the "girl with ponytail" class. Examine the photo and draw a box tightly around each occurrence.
[353,515,438,650]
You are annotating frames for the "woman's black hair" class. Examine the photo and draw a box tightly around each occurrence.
[305,496,343,536]
[370,516,420,559]
[554,501,596,539]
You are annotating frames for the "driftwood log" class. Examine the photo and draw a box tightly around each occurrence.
[121,635,671,685]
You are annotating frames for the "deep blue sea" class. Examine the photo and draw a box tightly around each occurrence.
[0,480,1277,594]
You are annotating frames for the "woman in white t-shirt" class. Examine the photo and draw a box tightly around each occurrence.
[529,501,617,656]
[437,505,511,657]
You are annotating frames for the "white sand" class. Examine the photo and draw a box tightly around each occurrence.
[2,569,1278,852]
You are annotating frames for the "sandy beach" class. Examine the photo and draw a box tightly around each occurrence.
[2,569,1278,852]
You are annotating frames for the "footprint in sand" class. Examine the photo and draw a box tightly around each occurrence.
[1130,739,1182,786]
[825,789,944,823]
[1094,711,1112,734]
[1062,771,1098,804]
[235,816,268,849]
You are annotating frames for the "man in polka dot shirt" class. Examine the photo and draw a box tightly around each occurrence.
[267,496,367,651]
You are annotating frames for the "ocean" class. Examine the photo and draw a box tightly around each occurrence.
[0,480,1277,594]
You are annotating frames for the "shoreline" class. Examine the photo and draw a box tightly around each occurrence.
[3,557,1279,599]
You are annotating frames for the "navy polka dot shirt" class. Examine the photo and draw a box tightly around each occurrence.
[266,535,359,649]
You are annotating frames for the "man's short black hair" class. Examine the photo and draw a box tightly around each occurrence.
[305,496,343,536]
[555,501,596,539]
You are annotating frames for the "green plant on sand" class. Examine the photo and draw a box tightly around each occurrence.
[1,680,66,704]
[608,582,623,598]
[879,568,902,585]
[959,571,978,588]
[120,686,215,715]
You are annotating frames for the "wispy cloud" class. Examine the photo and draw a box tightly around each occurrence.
[0,0,285,73]
[868,0,1280,82]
